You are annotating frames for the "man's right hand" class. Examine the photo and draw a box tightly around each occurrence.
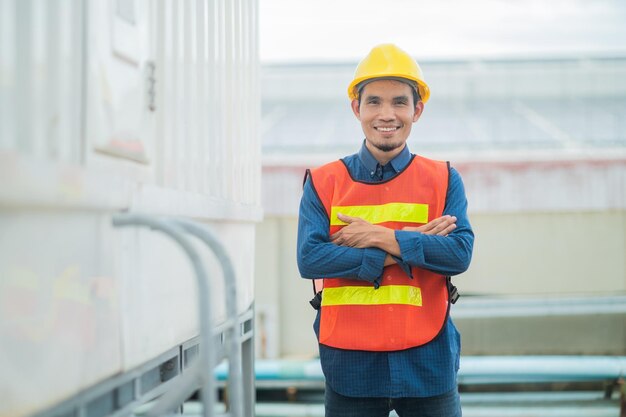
[403,215,457,236]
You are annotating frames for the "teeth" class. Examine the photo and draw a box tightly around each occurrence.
[377,127,397,132]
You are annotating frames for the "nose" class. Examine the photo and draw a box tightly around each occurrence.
[378,102,396,121]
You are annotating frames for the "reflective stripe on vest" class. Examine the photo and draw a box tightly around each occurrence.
[329,203,429,226]
[309,155,450,351]
[322,285,422,307]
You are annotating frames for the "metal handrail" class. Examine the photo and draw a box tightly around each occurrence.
[170,218,243,417]
[112,213,220,417]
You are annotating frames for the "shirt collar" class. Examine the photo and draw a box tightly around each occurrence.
[357,140,412,174]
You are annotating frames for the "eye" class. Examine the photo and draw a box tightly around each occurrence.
[394,98,409,106]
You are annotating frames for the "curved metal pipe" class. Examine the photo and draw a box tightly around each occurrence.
[170,218,243,417]
[112,213,215,417]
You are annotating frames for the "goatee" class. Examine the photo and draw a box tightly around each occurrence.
[373,142,402,152]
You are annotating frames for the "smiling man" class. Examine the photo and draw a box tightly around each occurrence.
[353,78,423,159]
[297,44,474,417]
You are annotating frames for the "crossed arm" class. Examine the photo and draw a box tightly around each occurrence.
[297,168,474,281]
[330,213,458,266]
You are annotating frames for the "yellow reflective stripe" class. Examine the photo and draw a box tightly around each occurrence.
[321,285,422,307]
[330,203,428,225]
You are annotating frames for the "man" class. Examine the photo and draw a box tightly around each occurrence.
[297,43,474,417]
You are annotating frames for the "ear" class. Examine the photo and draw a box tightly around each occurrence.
[351,99,361,119]
[413,101,425,122]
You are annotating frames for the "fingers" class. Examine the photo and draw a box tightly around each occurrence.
[436,222,457,236]
[330,215,374,248]
[402,215,457,236]
[410,215,448,233]
[336,212,360,224]
[329,231,353,247]
[429,216,457,235]
[330,228,350,245]
[331,214,356,245]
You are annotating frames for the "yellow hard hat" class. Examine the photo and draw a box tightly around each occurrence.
[347,44,430,104]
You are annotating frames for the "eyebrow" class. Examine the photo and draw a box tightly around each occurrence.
[363,94,410,102]
[393,95,410,103]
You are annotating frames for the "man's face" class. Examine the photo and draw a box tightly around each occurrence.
[351,79,424,156]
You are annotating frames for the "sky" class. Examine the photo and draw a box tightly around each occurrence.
[259,0,626,63]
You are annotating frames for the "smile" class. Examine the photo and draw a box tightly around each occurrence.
[375,126,400,132]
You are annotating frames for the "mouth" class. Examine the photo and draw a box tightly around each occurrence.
[374,126,401,132]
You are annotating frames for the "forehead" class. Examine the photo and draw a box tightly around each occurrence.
[360,79,413,97]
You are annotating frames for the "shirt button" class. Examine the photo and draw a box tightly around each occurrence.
[388,306,394,312]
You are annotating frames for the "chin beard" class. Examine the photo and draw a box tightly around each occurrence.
[373,142,403,152]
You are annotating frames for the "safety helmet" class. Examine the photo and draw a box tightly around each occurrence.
[347,44,430,104]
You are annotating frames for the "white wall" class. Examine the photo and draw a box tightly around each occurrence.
[460,211,626,295]
[0,1,261,416]
[255,218,318,358]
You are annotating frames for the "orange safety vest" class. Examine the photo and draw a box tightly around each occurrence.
[308,155,450,351]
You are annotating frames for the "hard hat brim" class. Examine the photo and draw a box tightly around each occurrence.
[348,75,430,104]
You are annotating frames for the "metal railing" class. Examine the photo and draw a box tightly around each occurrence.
[112,213,250,417]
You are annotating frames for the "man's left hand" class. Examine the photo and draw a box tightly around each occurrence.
[330,213,380,248]
[330,213,399,256]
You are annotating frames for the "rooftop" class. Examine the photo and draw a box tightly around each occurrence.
[261,56,626,161]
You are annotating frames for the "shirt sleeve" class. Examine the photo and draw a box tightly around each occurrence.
[297,177,387,283]
[394,167,474,276]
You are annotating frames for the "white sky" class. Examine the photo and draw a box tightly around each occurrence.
[259,0,626,63]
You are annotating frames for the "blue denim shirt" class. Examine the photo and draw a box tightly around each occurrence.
[297,142,474,398]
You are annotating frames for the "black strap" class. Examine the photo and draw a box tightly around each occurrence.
[309,291,322,310]
[447,276,460,304]
[303,169,311,189]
